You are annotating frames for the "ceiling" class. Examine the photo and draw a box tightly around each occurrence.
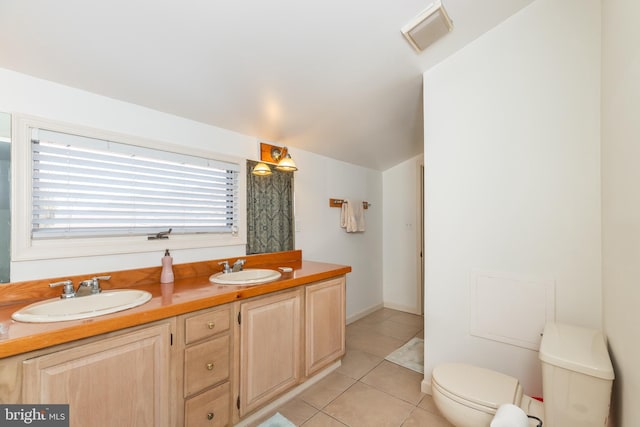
[0,0,533,171]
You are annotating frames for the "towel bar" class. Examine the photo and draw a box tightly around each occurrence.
[329,198,371,209]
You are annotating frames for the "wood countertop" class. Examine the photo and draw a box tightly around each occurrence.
[0,250,351,358]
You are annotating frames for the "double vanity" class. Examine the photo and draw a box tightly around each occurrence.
[0,250,351,427]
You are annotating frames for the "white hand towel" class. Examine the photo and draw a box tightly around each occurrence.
[490,404,529,427]
[340,199,366,233]
[340,200,350,229]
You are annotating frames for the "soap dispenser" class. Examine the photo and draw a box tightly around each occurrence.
[160,249,174,283]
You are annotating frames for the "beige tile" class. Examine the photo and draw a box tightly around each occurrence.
[302,412,349,427]
[361,360,425,405]
[274,398,319,426]
[418,394,441,415]
[346,327,405,358]
[346,320,375,336]
[364,318,423,341]
[336,348,383,380]
[388,311,424,328]
[323,382,414,427]
[357,308,397,324]
[401,407,454,427]
[298,372,356,409]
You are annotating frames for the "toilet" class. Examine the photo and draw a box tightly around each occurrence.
[431,322,615,427]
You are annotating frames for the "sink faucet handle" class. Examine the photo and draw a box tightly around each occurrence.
[49,280,76,299]
[232,259,246,272]
[88,275,110,293]
[218,261,231,273]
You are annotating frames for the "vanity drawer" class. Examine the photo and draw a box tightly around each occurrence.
[184,335,230,397]
[184,307,231,344]
[185,382,230,427]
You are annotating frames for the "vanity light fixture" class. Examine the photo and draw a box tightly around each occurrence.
[275,153,297,172]
[252,142,298,175]
[251,162,272,176]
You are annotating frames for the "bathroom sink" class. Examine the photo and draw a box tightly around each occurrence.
[11,289,152,323]
[209,268,282,285]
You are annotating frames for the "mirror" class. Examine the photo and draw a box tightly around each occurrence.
[0,112,10,283]
[0,130,296,283]
[246,160,294,254]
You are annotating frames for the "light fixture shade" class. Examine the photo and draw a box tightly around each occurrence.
[252,162,272,176]
[275,154,298,172]
[402,0,453,52]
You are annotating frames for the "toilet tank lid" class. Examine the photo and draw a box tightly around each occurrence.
[432,363,522,409]
[539,322,614,380]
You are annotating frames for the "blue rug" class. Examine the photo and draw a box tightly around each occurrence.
[257,412,296,427]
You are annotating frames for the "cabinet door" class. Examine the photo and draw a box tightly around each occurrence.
[22,323,171,427]
[239,289,302,416]
[305,277,346,376]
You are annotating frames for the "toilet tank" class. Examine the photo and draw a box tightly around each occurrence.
[539,322,614,427]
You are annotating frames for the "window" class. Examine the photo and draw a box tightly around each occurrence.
[12,115,246,261]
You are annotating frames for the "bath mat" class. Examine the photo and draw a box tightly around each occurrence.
[257,412,296,427]
[385,337,424,373]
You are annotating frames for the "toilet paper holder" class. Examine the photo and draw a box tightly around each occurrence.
[491,404,543,427]
[527,415,542,427]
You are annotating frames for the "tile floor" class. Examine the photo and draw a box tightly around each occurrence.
[251,308,454,427]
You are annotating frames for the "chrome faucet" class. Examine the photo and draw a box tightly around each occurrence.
[49,280,76,299]
[232,259,246,272]
[75,276,111,297]
[218,260,232,274]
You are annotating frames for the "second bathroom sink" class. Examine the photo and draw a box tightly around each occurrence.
[209,268,282,285]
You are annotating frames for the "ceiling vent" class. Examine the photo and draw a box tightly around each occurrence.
[402,1,453,52]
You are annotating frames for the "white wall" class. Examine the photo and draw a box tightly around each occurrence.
[423,0,601,396]
[0,67,383,319]
[602,1,640,426]
[382,155,422,314]
[295,150,383,319]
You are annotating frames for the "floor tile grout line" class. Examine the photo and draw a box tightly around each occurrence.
[268,308,436,427]
[355,375,426,408]
[308,357,422,426]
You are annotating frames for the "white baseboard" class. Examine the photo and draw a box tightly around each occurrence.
[234,360,341,427]
[383,301,422,315]
[421,377,432,395]
[346,303,384,324]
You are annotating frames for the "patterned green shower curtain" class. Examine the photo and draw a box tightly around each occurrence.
[246,160,294,254]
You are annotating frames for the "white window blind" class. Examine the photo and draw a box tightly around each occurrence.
[31,128,240,239]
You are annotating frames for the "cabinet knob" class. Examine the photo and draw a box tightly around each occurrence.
[207,321,215,329]
[206,362,215,371]
[207,412,215,420]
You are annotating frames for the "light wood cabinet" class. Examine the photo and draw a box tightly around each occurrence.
[22,322,171,427]
[305,277,346,376]
[185,382,230,427]
[3,273,347,427]
[238,288,302,417]
[177,305,232,427]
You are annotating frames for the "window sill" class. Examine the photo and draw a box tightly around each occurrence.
[12,233,247,261]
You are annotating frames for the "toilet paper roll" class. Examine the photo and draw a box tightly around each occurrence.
[490,403,529,427]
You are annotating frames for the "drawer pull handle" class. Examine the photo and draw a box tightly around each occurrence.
[207,362,215,371]
[207,412,215,420]
[207,321,215,329]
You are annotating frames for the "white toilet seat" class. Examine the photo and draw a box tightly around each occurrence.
[432,379,497,414]
[431,363,524,427]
